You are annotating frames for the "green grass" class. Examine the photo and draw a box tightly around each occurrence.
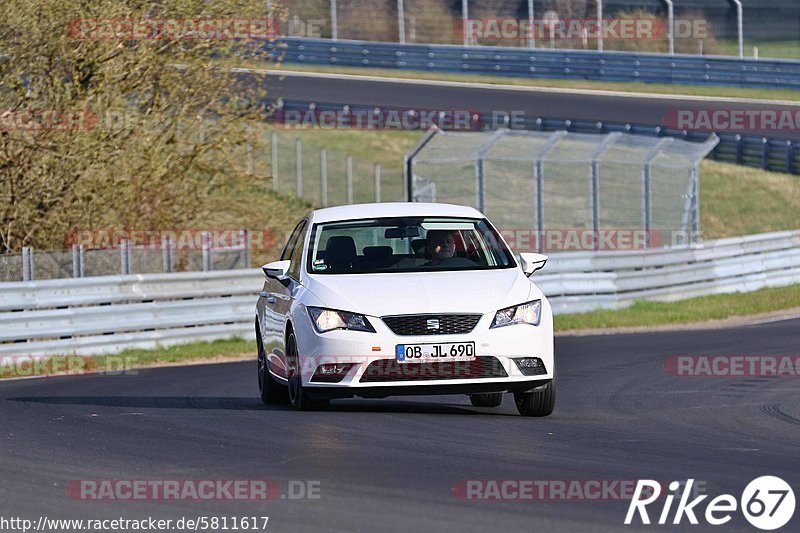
[258,63,800,102]
[699,160,800,239]
[555,284,800,332]
[717,39,800,60]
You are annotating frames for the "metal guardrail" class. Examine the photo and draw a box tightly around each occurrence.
[1,230,798,356]
[273,100,800,175]
[268,37,800,90]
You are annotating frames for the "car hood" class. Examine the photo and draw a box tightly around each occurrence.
[304,268,538,317]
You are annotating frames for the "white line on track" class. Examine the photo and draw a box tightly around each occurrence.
[247,68,800,107]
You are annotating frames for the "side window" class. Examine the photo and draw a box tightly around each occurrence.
[280,219,307,261]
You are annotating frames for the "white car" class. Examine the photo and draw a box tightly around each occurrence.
[255,202,555,416]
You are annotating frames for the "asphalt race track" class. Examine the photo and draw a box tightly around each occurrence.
[264,71,800,141]
[1,318,798,532]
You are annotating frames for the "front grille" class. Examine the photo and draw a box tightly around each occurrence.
[359,356,507,382]
[382,314,482,336]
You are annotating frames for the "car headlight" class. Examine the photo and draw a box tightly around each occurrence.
[490,300,542,328]
[307,307,376,333]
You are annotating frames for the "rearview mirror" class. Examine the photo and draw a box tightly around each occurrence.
[385,226,421,239]
[519,253,548,277]
[262,260,291,281]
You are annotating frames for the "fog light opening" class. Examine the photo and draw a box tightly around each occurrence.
[513,357,547,376]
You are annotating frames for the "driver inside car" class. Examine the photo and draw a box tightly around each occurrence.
[423,230,477,267]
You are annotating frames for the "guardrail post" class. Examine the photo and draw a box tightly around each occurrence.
[788,141,795,174]
[120,239,131,275]
[201,231,212,272]
[162,236,173,273]
[762,138,770,170]
[271,132,278,191]
[735,135,743,165]
[320,148,328,207]
[374,164,381,202]
[346,155,353,204]
[22,246,33,281]
[240,229,250,268]
[295,138,302,199]
[72,244,84,278]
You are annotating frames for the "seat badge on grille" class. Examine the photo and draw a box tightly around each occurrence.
[426,319,440,330]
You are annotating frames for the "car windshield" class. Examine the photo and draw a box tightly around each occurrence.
[307,216,516,274]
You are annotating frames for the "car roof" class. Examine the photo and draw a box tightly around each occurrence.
[308,203,484,224]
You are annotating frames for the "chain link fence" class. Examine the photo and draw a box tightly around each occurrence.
[408,129,720,252]
[269,130,406,207]
[0,233,251,282]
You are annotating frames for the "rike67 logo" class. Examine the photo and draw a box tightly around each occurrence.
[625,477,795,530]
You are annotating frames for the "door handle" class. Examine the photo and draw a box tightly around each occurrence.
[259,291,276,303]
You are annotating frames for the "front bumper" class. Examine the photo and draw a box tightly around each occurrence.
[291,306,555,394]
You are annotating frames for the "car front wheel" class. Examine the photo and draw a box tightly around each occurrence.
[514,378,556,417]
[257,320,288,404]
[286,331,330,411]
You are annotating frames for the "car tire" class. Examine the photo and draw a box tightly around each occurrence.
[514,379,556,417]
[257,320,288,404]
[469,392,504,407]
[286,331,330,411]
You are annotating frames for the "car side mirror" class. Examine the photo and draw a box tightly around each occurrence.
[519,253,548,277]
[262,260,291,281]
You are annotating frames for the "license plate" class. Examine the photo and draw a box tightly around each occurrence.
[395,342,476,363]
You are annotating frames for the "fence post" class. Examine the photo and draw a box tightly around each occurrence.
[527,0,535,48]
[22,246,33,281]
[331,0,338,40]
[664,0,674,55]
[374,164,381,202]
[535,161,544,253]
[72,244,84,278]
[346,155,353,204]
[320,148,328,207]
[162,236,173,273]
[271,132,278,191]
[597,0,604,52]
[202,231,212,272]
[762,138,770,170]
[295,139,302,199]
[246,126,254,175]
[461,0,469,47]
[120,239,131,275]
[475,159,485,212]
[398,0,405,44]
[788,141,795,174]
[691,166,700,242]
[240,229,250,268]
[642,163,652,247]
